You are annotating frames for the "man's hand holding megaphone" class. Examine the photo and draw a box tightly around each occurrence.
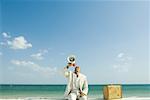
[66,55,76,68]
[67,63,76,67]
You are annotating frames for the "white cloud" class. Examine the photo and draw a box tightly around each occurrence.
[31,49,48,60]
[11,60,33,66]
[0,42,6,46]
[1,32,32,50]
[116,52,133,62]
[112,52,133,72]
[0,52,2,56]
[31,53,44,60]
[11,60,57,77]
[8,36,32,50]
[113,63,129,72]
[2,32,11,38]
[117,53,124,58]
[40,49,48,53]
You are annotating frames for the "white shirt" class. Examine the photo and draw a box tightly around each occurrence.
[64,67,88,98]
[72,73,80,90]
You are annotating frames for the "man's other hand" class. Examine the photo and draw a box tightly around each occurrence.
[80,92,86,97]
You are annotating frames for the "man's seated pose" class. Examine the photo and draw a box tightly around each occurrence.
[63,65,88,100]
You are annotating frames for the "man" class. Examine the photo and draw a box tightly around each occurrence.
[64,64,88,100]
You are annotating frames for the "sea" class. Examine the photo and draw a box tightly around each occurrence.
[0,84,150,99]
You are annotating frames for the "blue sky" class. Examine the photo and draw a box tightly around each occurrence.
[0,0,149,84]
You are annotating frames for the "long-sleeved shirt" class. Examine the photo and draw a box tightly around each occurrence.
[63,67,88,98]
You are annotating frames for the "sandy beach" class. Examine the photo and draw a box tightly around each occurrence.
[0,97,150,100]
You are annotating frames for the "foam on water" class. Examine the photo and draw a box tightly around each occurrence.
[1,97,150,100]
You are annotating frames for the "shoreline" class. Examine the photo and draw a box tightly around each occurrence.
[0,97,150,100]
[0,84,150,85]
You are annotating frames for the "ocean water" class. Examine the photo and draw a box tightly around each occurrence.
[0,84,149,99]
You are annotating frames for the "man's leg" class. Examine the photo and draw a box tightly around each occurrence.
[79,96,87,100]
[68,93,77,100]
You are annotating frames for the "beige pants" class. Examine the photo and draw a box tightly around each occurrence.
[68,93,87,100]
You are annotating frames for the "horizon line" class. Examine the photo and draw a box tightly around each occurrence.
[0,83,150,85]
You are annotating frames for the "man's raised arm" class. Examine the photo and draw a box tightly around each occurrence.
[63,64,72,78]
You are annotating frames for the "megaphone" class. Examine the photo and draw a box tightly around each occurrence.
[67,55,76,66]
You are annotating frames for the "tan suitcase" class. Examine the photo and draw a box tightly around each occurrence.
[103,85,122,100]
